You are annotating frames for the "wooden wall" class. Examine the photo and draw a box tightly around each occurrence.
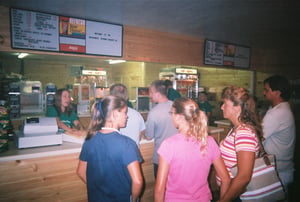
[1,5,299,78]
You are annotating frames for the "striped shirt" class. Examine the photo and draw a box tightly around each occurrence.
[219,124,259,178]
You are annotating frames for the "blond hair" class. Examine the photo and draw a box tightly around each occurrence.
[172,97,208,154]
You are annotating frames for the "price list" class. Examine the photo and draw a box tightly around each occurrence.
[11,8,59,51]
[10,8,122,57]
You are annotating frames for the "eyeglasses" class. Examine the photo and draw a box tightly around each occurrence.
[168,111,175,115]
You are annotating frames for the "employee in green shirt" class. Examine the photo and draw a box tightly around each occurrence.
[197,91,212,120]
[164,79,181,101]
[46,88,84,135]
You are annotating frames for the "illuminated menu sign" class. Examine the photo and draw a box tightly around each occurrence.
[204,39,250,68]
[10,8,123,57]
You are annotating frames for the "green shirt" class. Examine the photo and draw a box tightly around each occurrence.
[127,100,133,108]
[46,106,79,133]
[198,101,212,115]
[167,88,181,101]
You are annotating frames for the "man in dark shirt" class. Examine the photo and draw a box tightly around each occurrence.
[164,79,181,101]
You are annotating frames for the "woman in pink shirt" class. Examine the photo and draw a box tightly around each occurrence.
[155,97,230,202]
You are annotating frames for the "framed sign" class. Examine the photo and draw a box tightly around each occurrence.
[10,8,123,57]
[204,39,250,68]
[10,8,59,51]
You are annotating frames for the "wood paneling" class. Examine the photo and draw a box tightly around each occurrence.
[140,142,155,202]
[0,142,155,202]
[0,153,87,201]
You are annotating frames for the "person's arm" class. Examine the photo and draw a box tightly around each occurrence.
[145,113,155,140]
[127,160,143,202]
[76,160,87,183]
[139,129,146,141]
[73,119,84,130]
[154,156,169,202]
[55,117,74,133]
[213,156,231,200]
[47,106,73,132]
[219,151,255,202]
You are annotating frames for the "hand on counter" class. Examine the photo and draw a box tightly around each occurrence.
[65,130,87,138]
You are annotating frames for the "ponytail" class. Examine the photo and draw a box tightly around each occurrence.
[173,97,208,154]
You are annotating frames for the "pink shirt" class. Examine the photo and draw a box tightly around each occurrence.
[158,134,220,202]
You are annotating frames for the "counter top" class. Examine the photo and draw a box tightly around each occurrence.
[214,119,232,126]
[0,141,82,162]
[0,126,223,162]
[208,126,224,133]
[0,136,153,162]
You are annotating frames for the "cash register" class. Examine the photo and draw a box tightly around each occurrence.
[15,117,62,149]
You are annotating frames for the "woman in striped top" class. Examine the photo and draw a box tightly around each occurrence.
[218,86,263,202]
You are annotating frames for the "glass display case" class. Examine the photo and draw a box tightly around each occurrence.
[136,87,151,112]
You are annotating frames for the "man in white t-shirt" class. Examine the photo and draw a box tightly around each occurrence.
[262,75,295,192]
[110,83,146,147]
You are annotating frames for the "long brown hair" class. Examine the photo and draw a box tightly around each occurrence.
[221,86,263,141]
[86,95,127,140]
[172,97,208,153]
[54,88,74,117]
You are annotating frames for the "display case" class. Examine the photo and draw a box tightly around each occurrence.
[72,84,90,116]
[159,67,199,99]
[136,87,151,112]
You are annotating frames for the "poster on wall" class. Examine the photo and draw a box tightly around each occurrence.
[10,8,123,57]
[10,8,59,51]
[59,16,86,53]
[204,39,250,68]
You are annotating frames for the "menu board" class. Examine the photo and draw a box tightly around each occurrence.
[204,40,250,68]
[10,8,123,57]
[59,16,86,53]
[86,21,122,56]
[11,8,59,51]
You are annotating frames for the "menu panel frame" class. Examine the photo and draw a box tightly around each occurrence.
[204,39,251,69]
[10,8,59,52]
[10,7,123,57]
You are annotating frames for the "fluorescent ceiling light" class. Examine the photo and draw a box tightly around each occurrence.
[107,59,126,64]
[18,53,29,59]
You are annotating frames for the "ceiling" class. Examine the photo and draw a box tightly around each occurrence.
[1,0,300,62]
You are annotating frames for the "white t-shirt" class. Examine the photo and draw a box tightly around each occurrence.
[262,102,295,172]
[120,107,146,147]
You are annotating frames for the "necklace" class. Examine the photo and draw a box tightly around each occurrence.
[101,127,120,134]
